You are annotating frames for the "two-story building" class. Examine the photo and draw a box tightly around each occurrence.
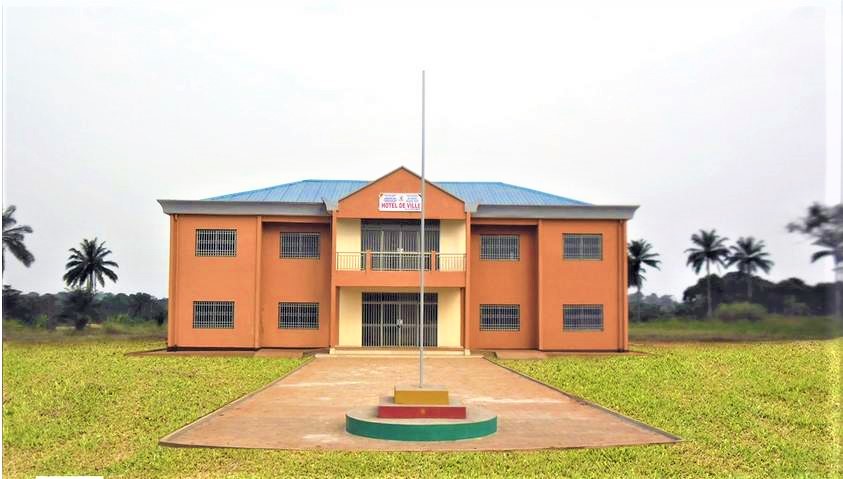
[158,167,637,352]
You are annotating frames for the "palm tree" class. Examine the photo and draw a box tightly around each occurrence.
[628,239,661,322]
[63,238,119,292]
[2,205,34,271]
[727,237,773,300]
[788,203,843,316]
[686,229,730,317]
[60,288,100,330]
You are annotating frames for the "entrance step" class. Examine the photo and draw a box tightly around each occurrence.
[318,348,479,358]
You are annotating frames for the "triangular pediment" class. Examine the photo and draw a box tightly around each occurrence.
[336,166,465,219]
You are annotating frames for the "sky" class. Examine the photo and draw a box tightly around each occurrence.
[2,2,841,299]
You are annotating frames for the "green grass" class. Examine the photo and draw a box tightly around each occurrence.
[629,315,841,341]
[3,339,840,478]
[2,319,167,342]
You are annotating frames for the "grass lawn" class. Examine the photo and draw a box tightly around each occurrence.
[3,339,840,478]
[629,315,841,342]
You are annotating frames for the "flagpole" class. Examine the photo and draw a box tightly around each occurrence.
[419,70,426,388]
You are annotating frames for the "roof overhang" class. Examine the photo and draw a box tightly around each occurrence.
[157,200,329,216]
[471,204,639,220]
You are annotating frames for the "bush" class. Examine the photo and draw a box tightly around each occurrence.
[714,302,768,322]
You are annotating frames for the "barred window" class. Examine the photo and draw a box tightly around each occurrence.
[563,304,604,331]
[480,235,520,260]
[480,304,520,331]
[279,302,319,329]
[564,234,602,260]
[195,229,236,256]
[193,301,234,329]
[281,232,320,259]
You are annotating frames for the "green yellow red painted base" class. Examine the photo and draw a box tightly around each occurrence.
[393,384,449,405]
[346,406,497,442]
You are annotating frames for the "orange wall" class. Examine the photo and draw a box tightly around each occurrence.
[537,219,627,351]
[171,215,258,348]
[259,222,331,347]
[468,225,538,349]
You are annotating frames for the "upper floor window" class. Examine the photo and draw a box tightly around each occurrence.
[480,304,520,331]
[564,234,602,260]
[278,302,319,329]
[281,232,320,259]
[480,235,520,261]
[563,304,603,331]
[193,301,234,329]
[195,229,236,257]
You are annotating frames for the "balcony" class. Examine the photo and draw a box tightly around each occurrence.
[334,251,466,287]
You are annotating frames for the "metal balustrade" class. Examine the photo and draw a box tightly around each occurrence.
[436,254,466,272]
[336,252,366,271]
[335,251,466,272]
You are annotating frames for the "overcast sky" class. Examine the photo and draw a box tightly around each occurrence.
[2,2,841,298]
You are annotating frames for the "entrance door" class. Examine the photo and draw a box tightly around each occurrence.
[362,292,437,347]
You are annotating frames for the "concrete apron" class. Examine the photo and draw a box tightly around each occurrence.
[159,356,680,451]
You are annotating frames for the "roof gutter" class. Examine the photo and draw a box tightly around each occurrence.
[157,200,329,216]
[472,204,639,220]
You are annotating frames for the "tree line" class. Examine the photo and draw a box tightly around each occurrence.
[3,205,165,330]
[628,202,843,321]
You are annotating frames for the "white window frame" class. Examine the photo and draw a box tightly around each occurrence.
[195,229,237,257]
[280,232,321,259]
[192,301,235,329]
[563,234,602,260]
[278,302,320,329]
[479,304,520,331]
[480,235,520,261]
[563,304,604,331]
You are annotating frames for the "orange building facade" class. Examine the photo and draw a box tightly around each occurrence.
[159,167,637,352]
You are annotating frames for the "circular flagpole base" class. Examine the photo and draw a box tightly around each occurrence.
[345,406,497,442]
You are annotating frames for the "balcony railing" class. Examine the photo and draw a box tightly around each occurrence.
[336,251,466,272]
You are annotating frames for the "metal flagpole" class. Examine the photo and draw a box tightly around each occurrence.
[418,70,426,388]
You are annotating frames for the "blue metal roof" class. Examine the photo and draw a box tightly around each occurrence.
[207,179,588,206]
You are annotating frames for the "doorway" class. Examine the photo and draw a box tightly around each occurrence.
[362,292,438,347]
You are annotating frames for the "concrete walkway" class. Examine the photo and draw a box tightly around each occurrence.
[160,357,679,451]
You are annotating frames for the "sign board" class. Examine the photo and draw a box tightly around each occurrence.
[378,193,421,212]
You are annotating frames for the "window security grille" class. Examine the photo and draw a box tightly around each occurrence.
[480,235,520,260]
[563,304,604,331]
[480,304,520,331]
[278,302,319,329]
[564,234,602,260]
[195,229,237,256]
[281,232,320,259]
[193,301,234,329]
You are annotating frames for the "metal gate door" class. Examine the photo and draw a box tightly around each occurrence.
[362,292,437,347]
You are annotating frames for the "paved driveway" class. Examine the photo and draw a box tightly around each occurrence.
[160,356,679,451]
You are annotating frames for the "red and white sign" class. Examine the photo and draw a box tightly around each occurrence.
[378,193,421,212]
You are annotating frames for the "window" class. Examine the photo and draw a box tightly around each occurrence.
[281,232,320,259]
[563,304,603,331]
[564,234,602,260]
[480,235,520,260]
[480,304,520,331]
[195,229,236,256]
[278,302,319,329]
[193,301,234,329]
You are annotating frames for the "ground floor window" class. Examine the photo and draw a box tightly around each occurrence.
[479,304,520,331]
[278,302,319,329]
[192,301,234,329]
[563,304,603,331]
